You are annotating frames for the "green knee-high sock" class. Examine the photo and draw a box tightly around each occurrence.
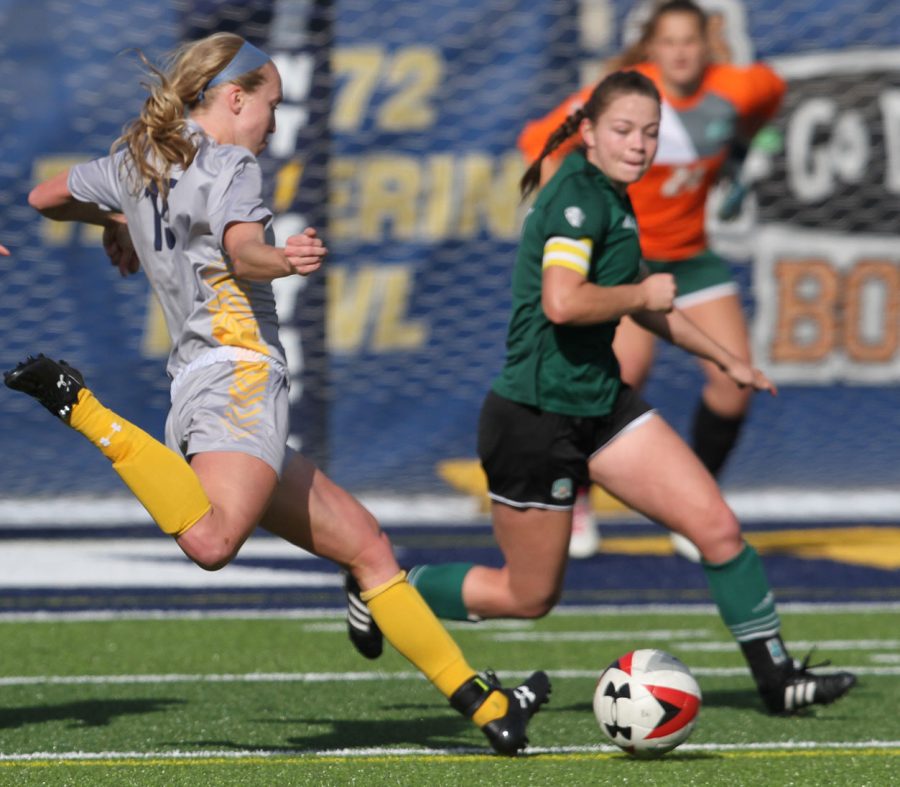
[702,543,780,641]
[703,543,790,685]
[407,563,474,621]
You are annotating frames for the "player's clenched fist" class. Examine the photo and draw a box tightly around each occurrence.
[285,226,327,276]
[640,272,676,312]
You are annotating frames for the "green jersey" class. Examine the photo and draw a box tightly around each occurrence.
[493,152,642,416]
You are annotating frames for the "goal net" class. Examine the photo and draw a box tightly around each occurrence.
[0,0,898,522]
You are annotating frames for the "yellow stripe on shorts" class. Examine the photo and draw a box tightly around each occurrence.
[542,235,592,275]
[223,361,269,438]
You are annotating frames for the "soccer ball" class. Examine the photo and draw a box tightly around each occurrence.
[593,648,702,757]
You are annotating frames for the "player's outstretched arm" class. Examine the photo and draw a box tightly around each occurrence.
[0,244,9,256]
[633,307,776,395]
[29,169,122,227]
[31,170,137,275]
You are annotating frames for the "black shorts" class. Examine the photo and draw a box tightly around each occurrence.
[477,387,654,510]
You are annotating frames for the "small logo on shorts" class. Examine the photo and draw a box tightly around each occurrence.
[551,477,573,501]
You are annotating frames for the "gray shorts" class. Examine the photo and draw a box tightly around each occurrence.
[165,358,289,476]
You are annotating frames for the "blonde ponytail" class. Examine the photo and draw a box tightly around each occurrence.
[112,32,267,201]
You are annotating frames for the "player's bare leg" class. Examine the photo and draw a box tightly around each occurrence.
[175,451,278,569]
[670,294,753,560]
[588,413,741,562]
[685,294,753,420]
[261,451,551,754]
[462,504,571,619]
[589,413,856,714]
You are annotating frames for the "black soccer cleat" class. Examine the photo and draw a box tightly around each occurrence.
[759,652,857,714]
[451,669,551,755]
[4,354,84,422]
[343,571,383,660]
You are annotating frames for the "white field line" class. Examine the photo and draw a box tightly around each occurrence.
[303,619,537,633]
[0,494,491,527]
[6,487,900,524]
[0,740,899,763]
[490,628,713,642]
[0,539,332,589]
[1,665,900,687]
[491,633,900,650]
[1,600,899,623]
[674,639,900,652]
[551,601,900,615]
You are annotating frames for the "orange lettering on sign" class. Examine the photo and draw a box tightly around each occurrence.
[844,260,900,362]
[772,259,839,362]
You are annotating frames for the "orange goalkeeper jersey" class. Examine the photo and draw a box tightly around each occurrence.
[517,61,785,260]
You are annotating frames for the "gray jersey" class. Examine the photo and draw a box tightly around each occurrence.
[68,122,286,380]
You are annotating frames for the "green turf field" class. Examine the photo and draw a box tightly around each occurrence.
[1,606,897,785]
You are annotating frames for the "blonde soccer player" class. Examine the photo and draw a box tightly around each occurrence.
[7,32,548,754]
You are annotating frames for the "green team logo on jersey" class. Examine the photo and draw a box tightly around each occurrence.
[551,477,574,501]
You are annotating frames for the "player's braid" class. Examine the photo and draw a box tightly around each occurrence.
[520,107,586,199]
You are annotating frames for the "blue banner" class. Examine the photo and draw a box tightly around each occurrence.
[326,0,900,494]
[326,1,579,489]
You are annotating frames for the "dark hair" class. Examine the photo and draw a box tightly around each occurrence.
[520,70,661,198]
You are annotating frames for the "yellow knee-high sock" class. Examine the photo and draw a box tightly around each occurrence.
[361,571,508,726]
[68,389,210,536]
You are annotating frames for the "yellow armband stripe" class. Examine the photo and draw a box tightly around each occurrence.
[542,235,592,275]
